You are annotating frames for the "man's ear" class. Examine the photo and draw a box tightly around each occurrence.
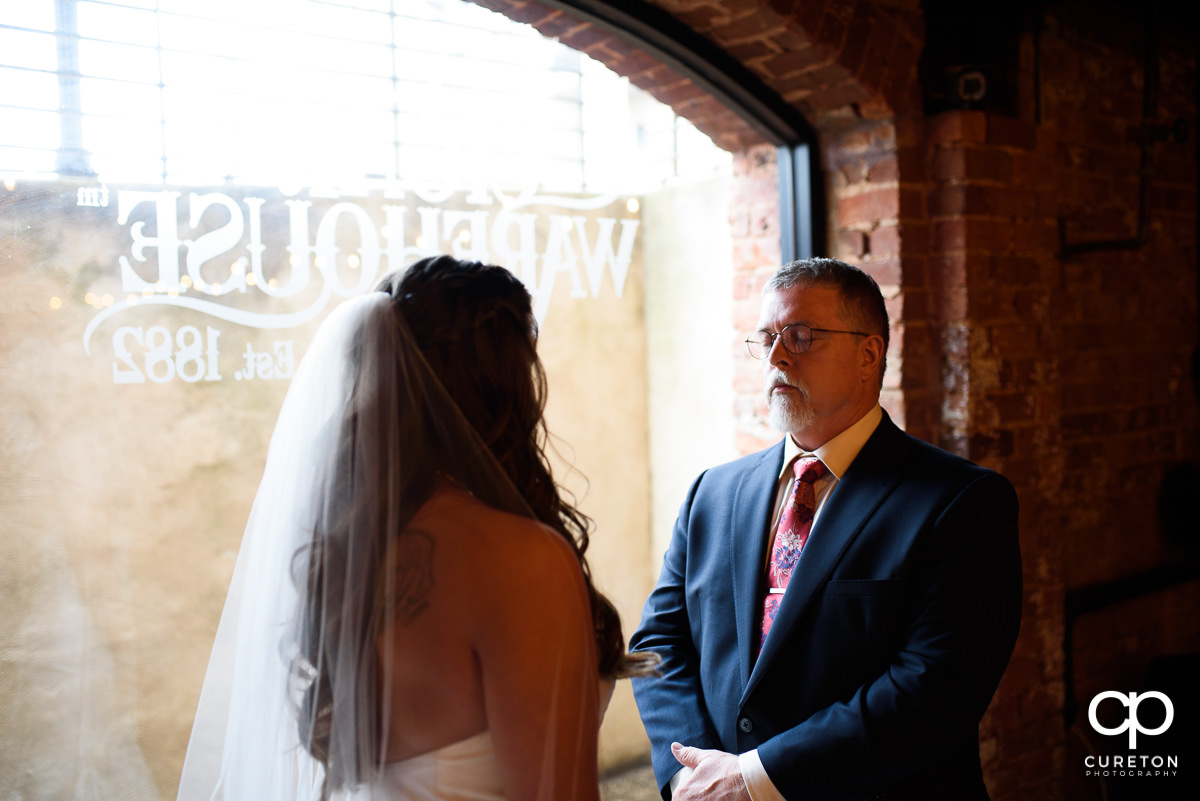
[859,334,885,381]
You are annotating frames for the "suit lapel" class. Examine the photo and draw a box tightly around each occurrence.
[742,415,910,699]
[729,440,785,689]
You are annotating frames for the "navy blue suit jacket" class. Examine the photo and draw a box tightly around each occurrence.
[630,413,1022,801]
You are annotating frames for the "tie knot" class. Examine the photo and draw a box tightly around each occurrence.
[793,456,827,484]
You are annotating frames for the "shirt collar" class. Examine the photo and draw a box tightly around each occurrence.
[779,403,883,481]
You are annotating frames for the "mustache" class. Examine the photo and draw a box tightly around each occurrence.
[765,369,808,397]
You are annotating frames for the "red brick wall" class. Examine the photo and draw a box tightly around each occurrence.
[926,106,1072,798]
[1043,6,1199,797]
[1041,5,1198,587]
[730,144,785,454]
[915,5,1198,797]
[823,114,924,437]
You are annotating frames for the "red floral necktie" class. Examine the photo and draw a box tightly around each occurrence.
[759,456,828,655]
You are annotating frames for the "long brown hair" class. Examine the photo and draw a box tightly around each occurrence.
[295,256,653,795]
[379,255,652,678]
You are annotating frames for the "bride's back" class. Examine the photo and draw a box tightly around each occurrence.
[374,482,600,799]
[375,482,594,758]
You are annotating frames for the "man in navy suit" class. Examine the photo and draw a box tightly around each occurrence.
[630,258,1022,801]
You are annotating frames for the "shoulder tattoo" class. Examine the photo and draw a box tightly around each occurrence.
[383,528,435,625]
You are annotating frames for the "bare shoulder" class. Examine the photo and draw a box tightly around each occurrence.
[416,488,585,591]
[474,505,584,591]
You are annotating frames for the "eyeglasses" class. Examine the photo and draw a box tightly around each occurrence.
[745,323,870,359]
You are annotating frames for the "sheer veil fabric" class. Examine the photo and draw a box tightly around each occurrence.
[177,292,537,801]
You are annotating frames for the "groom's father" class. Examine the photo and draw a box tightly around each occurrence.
[630,258,1022,800]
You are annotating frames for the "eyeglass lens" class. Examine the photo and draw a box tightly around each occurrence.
[748,324,812,358]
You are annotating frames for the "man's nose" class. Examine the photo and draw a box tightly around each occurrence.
[768,335,791,366]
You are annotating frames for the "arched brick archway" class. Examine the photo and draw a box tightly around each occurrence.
[474,0,923,141]
[474,0,939,449]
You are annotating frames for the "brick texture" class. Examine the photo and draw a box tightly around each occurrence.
[477,0,923,149]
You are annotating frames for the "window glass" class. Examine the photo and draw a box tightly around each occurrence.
[0,0,736,791]
[0,107,60,149]
[0,28,58,70]
[0,2,55,31]
[77,2,159,44]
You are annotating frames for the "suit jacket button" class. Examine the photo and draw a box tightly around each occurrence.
[738,717,753,733]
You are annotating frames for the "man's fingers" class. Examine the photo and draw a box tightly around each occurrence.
[671,741,705,768]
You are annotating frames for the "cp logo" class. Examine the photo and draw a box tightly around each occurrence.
[1088,691,1174,749]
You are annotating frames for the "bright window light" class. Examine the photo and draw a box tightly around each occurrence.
[0,0,731,189]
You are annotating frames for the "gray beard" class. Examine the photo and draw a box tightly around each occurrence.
[765,369,815,434]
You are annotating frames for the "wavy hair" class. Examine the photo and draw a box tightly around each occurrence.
[380,255,653,679]
[294,256,653,797]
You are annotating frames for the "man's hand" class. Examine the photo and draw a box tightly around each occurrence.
[671,742,751,801]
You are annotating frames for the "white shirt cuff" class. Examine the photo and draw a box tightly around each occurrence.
[668,766,693,796]
[739,749,787,801]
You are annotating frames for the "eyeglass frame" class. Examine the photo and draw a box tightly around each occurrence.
[744,322,872,359]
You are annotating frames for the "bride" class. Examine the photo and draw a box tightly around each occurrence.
[177,256,654,801]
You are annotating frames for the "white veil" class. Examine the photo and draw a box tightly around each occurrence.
[177,290,535,801]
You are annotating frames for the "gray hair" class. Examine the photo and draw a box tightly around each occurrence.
[765,258,889,384]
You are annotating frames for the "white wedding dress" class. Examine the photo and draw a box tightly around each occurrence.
[346,731,504,801]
